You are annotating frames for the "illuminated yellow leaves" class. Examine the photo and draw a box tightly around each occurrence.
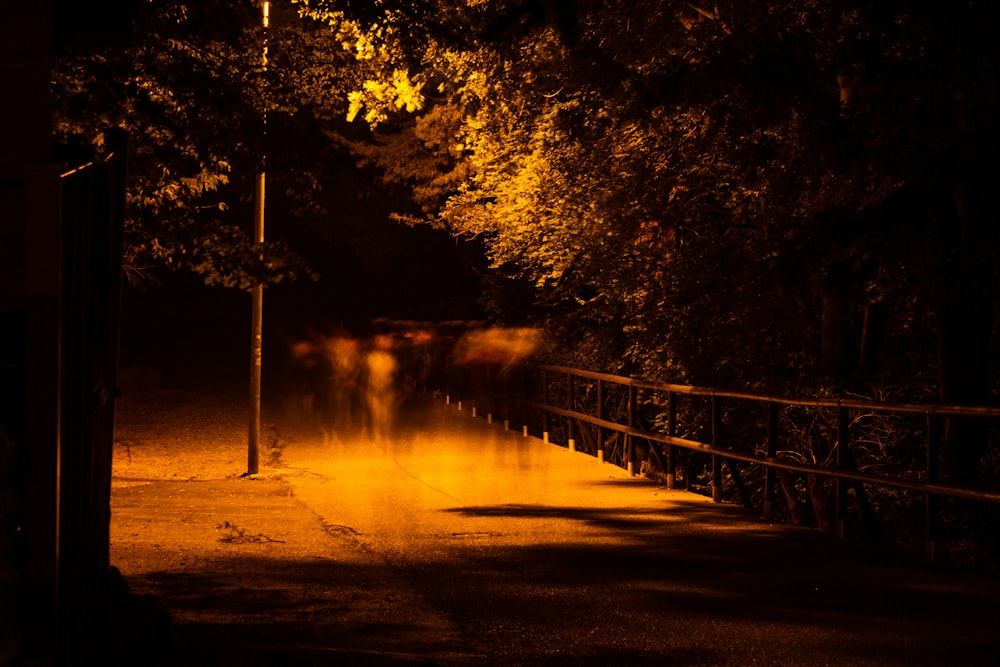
[345,90,365,123]
[352,30,377,60]
[319,14,390,62]
[291,2,423,126]
[441,95,616,288]
[346,68,424,123]
[390,69,423,111]
[347,69,424,126]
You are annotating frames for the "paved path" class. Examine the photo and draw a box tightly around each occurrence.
[275,400,1000,666]
[111,394,1000,666]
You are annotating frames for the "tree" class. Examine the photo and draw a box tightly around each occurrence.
[59,0,998,482]
[294,0,1000,486]
[51,0,361,289]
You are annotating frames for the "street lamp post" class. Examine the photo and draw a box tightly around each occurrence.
[248,0,269,476]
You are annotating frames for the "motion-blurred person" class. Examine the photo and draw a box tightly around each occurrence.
[317,333,362,443]
[365,334,398,442]
[284,334,326,431]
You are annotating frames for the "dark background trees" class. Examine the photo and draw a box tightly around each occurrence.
[52,0,487,364]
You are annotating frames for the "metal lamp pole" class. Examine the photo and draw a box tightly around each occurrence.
[248,0,269,475]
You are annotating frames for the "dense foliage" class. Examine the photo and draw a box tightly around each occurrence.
[291,0,1000,487]
[51,0,360,288]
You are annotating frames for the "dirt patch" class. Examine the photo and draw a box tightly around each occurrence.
[113,388,277,483]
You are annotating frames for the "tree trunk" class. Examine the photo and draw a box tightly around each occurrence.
[938,291,993,487]
[856,301,886,379]
[806,474,833,533]
[821,275,851,377]
[776,469,804,525]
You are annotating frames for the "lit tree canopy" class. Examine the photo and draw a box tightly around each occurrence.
[293,0,1000,401]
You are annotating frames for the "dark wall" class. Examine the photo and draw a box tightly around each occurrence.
[0,3,136,664]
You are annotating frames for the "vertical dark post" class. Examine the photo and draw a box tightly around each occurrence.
[666,391,676,489]
[479,363,490,421]
[15,8,60,657]
[519,365,528,436]
[596,379,605,463]
[247,0,269,476]
[501,362,510,427]
[541,369,550,443]
[711,395,721,502]
[248,272,262,475]
[627,384,637,476]
[836,407,850,540]
[925,411,941,563]
[764,401,778,521]
[24,164,63,662]
[567,374,576,451]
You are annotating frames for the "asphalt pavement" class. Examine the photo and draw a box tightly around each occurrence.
[111,394,1000,666]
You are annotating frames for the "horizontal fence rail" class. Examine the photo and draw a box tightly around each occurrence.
[441,360,1000,564]
[537,365,1000,503]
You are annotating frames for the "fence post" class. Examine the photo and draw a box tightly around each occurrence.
[836,407,850,540]
[542,369,550,444]
[567,374,576,451]
[485,364,492,423]
[711,396,721,503]
[764,401,778,521]
[519,366,528,436]
[666,391,677,489]
[627,385,637,476]
[926,412,941,563]
[597,379,605,464]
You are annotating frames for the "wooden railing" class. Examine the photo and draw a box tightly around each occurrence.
[445,362,1000,563]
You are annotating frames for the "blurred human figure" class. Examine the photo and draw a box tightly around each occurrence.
[451,326,544,419]
[284,334,326,431]
[398,327,434,400]
[365,334,397,442]
[317,333,362,443]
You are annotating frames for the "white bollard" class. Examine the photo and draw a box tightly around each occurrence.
[598,449,605,464]
[522,425,528,437]
[472,406,477,418]
[543,431,549,444]
[568,438,576,452]
[487,413,493,424]
[503,419,510,431]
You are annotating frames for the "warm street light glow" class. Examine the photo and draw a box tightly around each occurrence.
[452,327,543,368]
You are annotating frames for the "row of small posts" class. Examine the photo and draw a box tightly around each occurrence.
[444,392,531,438]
